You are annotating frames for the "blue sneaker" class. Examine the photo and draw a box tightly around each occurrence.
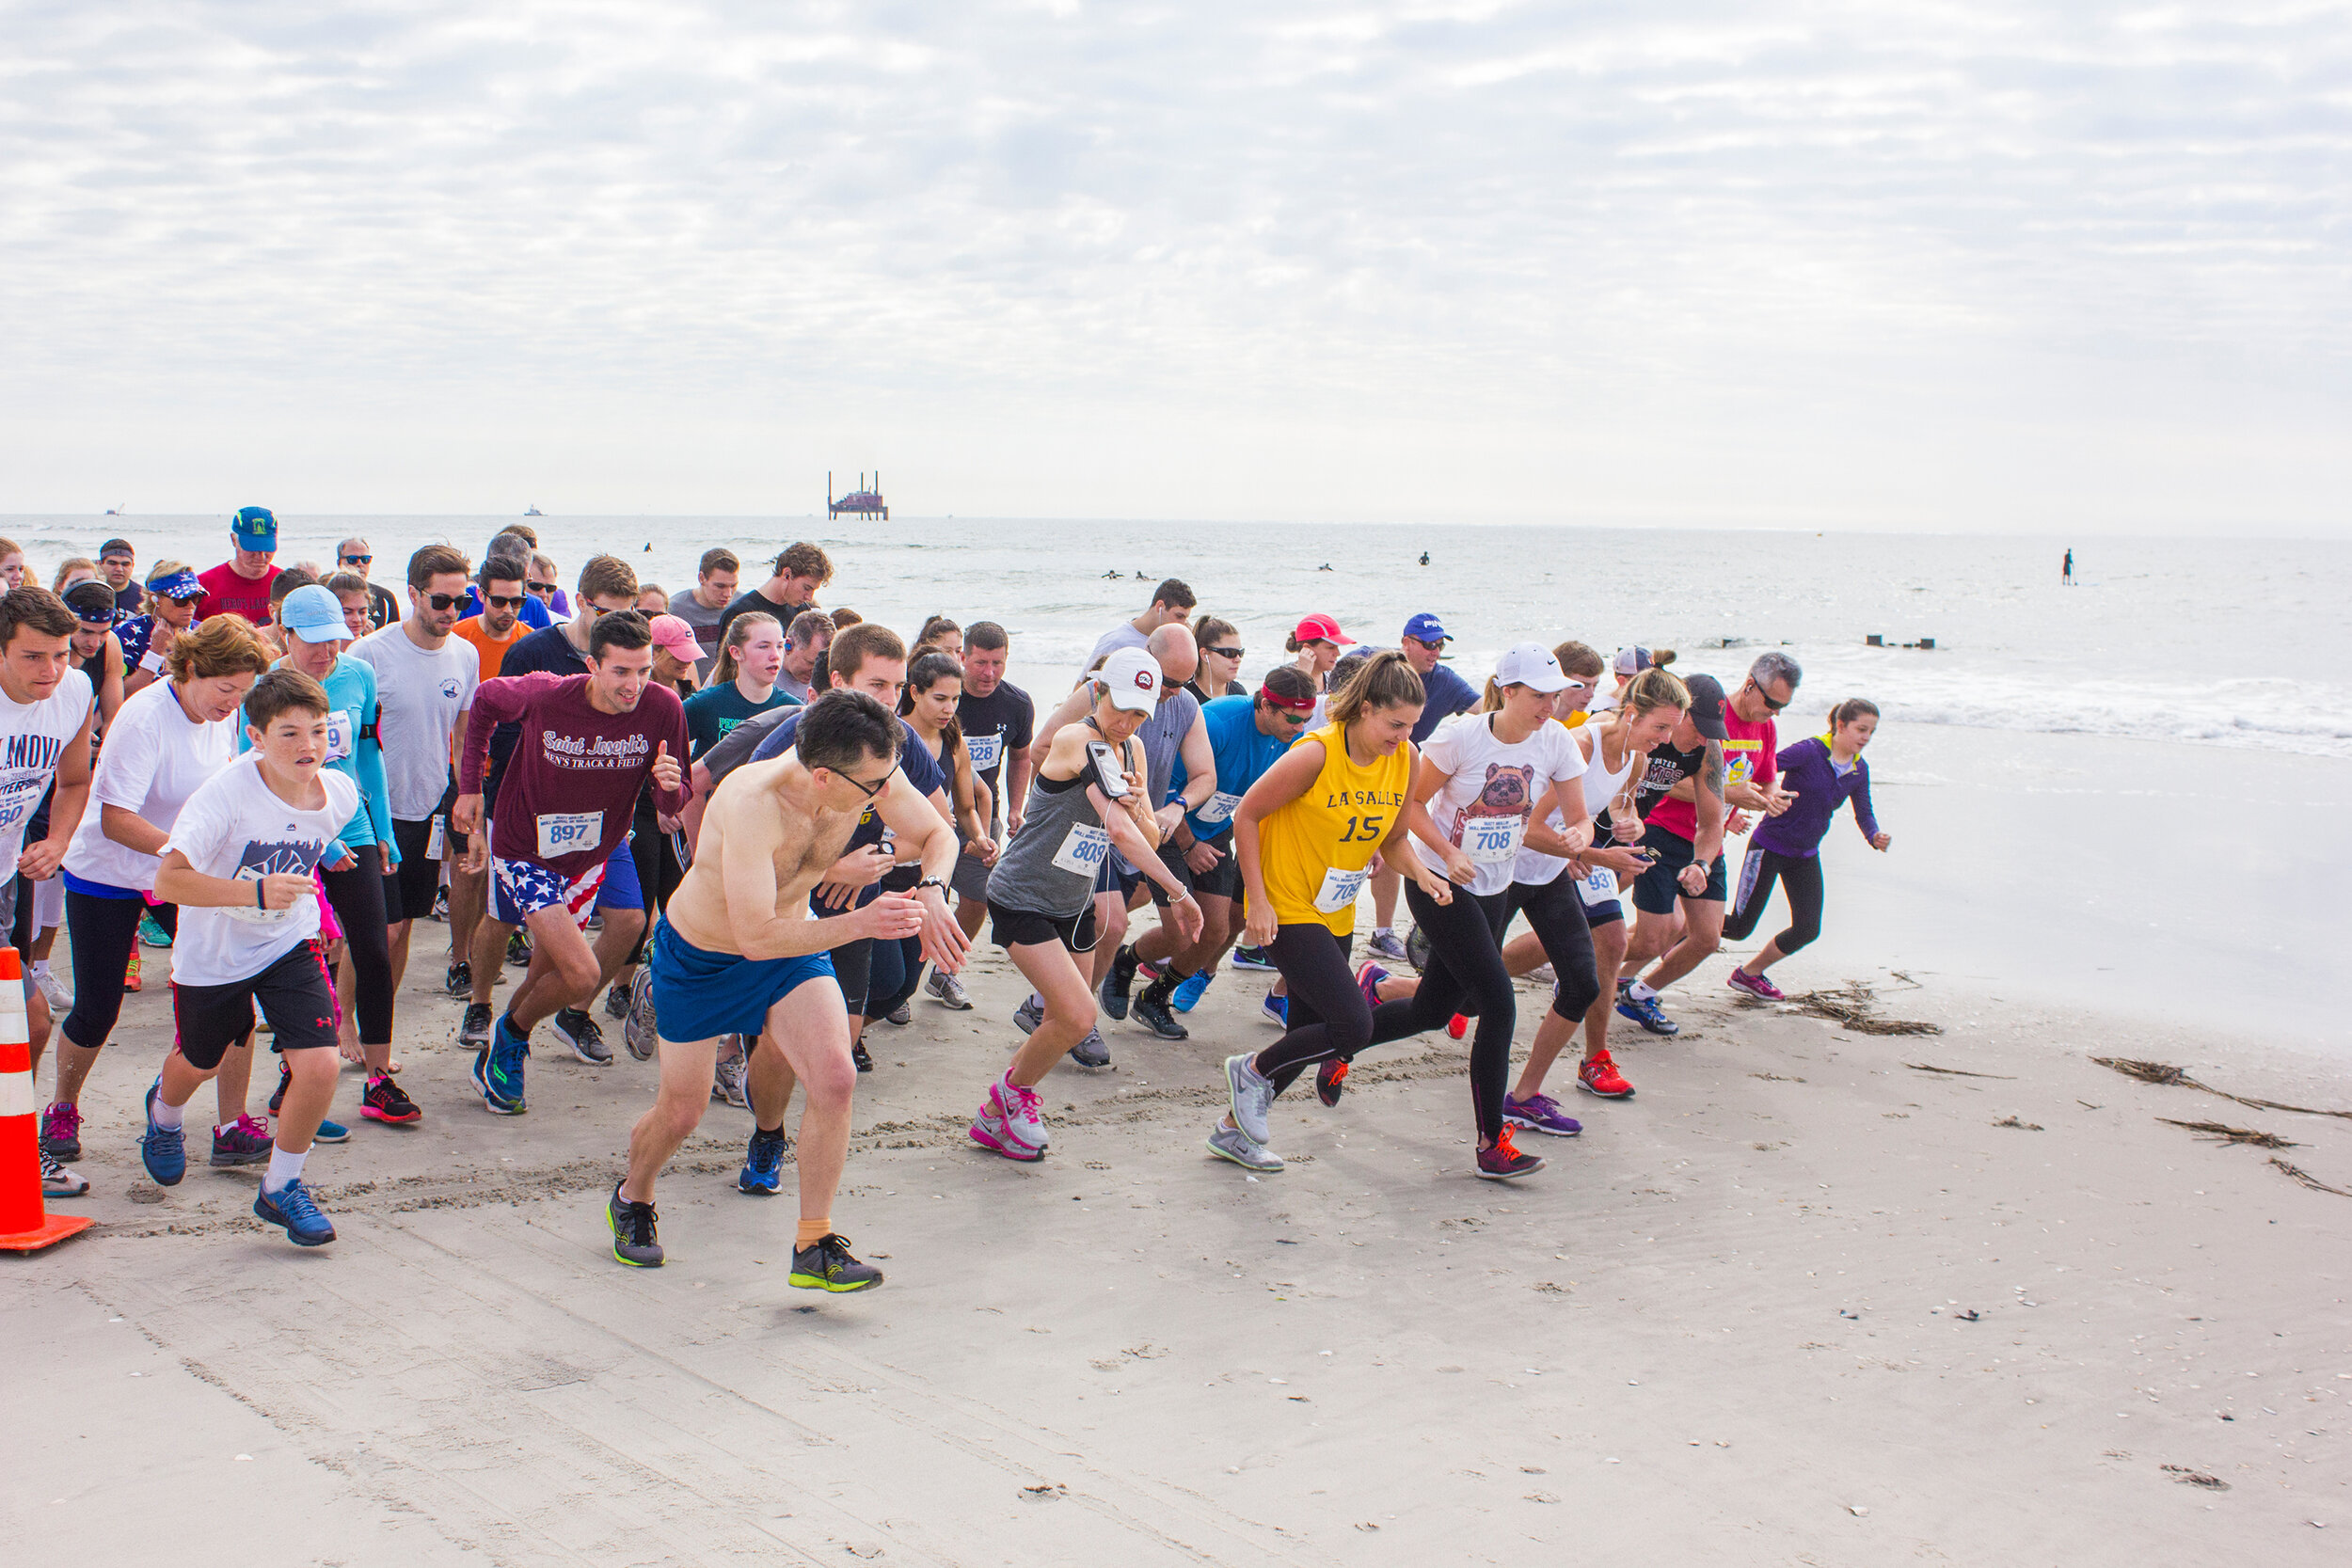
[253,1179,337,1246]
[138,911,173,949]
[1230,945,1276,972]
[739,1125,788,1195]
[138,1079,186,1186]
[1172,969,1214,1013]
[1261,992,1288,1027]
[1613,986,1679,1037]
[471,1014,530,1115]
[310,1117,350,1145]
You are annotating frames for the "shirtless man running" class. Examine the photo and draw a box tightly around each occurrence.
[608,689,969,1289]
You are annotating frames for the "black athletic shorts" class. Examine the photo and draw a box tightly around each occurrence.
[1144,842,1194,908]
[989,899,1100,954]
[1629,824,1726,914]
[1092,855,1142,902]
[172,941,341,1069]
[1187,828,1242,902]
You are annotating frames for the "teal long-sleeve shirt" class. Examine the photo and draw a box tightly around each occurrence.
[239,654,397,866]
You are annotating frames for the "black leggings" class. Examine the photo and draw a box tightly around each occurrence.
[61,894,176,1049]
[863,934,924,1022]
[321,846,394,1045]
[1498,869,1602,1023]
[1253,879,1518,1143]
[1724,847,1824,955]
[627,806,687,964]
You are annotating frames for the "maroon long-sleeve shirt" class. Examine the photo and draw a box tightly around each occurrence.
[459,672,690,879]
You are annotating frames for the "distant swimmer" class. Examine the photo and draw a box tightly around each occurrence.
[2062,548,2074,585]
[1419,552,1430,566]
[1318,563,1332,572]
[1103,570,1121,579]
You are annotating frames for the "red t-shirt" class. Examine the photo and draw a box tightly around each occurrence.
[458,672,690,879]
[194,561,279,626]
[1646,709,1776,841]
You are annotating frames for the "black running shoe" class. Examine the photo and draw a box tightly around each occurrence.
[1132,994,1188,1040]
[506,930,532,969]
[1316,1056,1350,1107]
[790,1232,883,1292]
[443,960,472,999]
[609,1182,663,1266]
[603,975,632,1022]
[1405,923,1431,974]
[552,1007,612,1065]
[457,1001,494,1049]
[1100,943,1140,1021]
[850,1039,874,1072]
[429,884,450,923]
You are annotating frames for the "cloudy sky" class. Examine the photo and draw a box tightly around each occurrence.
[3,2,2345,531]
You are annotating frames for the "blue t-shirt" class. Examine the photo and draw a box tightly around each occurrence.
[748,709,947,910]
[1169,694,1295,839]
[1336,649,1479,742]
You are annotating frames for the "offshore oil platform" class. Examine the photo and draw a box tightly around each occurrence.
[828,472,887,521]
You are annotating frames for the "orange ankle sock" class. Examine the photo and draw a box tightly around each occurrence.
[797,1218,832,1247]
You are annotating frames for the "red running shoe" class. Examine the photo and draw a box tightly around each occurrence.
[1474,1124,1544,1180]
[1578,1050,1635,1099]
[1447,1012,1468,1039]
[1316,1056,1350,1107]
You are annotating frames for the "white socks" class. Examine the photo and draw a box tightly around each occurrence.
[263,1146,308,1195]
[1627,980,1659,1003]
[150,1097,185,1132]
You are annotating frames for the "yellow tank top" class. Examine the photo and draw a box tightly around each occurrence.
[1261,723,1416,935]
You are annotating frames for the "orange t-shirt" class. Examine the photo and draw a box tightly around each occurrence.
[453,616,530,681]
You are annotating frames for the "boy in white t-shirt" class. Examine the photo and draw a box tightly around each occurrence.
[139,669,359,1247]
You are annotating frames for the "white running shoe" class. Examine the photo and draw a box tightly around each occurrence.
[1205,1122,1283,1173]
[33,967,72,1010]
[711,1043,751,1108]
[1224,1053,1276,1146]
[926,970,973,1010]
[994,1072,1049,1150]
[41,1151,88,1198]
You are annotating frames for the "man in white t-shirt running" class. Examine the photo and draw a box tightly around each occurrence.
[0,587,98,1198]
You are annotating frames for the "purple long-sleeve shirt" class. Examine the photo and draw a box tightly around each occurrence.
[1750,736,1879,857]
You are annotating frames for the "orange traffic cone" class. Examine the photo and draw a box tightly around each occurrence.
[1,947,92,1252]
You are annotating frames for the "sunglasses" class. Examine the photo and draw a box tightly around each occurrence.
[836,761,898,800]
[1204,645,1245,659]
[1272,708,1312,725]
[1749,680,1788,712]
[483,594,526,610]
[340,554,373,566]
[422,593,466,610]
[528,581,558,594]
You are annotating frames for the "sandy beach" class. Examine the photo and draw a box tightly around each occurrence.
[8,900,2346,1566]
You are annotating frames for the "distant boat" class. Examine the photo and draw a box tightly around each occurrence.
[827,471,887,521]
[524,505,544,516]
[104,507,121,515]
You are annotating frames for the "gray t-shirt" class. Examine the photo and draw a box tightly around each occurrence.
[350,625,478,821]
[1108,687,1200,873]
[1086,622,1149,674]
[667,588,729,680]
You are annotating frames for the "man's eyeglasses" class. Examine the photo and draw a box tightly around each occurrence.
[836,761,897,799]
[484,594,526,610]
[527,580,558,594]
[340,553,372,567]
[1203,645,1244,659]
[422,593,466,611]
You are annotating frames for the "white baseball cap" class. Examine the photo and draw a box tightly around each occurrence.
[1096,646,1160,714]
[1493,641,1572,694]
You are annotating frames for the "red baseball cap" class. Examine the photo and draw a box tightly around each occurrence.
[1294,613,1353,646]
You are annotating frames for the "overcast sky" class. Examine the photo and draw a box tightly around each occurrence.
[3,2,2345,531]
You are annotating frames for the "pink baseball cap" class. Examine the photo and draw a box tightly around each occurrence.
[647,614,701,661]
[1294,613,1353,646]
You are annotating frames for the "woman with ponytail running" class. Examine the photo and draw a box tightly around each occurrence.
[1723,698,1889,999]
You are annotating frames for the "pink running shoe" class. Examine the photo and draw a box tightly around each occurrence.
[40,1101,83,1162]
[1726,968,1785,1002]
[1353,960,1390,1011]
[968,1079,1046,1162]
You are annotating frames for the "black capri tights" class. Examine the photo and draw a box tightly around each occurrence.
[1724,847,1824,955]
[1498,868,1602,1023]
[61,893,176,1049]
[322,846,394,1045]
[1253,878,1518,1144]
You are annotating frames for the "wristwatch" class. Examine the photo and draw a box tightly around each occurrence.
[914,876,949,896]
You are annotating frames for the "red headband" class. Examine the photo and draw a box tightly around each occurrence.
[1258,683,1316,713]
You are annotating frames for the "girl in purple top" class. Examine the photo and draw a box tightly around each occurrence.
[1723,699,1891,1000]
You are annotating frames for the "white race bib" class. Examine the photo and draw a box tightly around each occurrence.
[1576,865,1618,909]
[426,815,448,861]
[1196,790,1242,827]
[536,810,604,857]
[322,711,354,765]
[1459,813,1526,864]
[224,870,308,926]
[1313,864,1368,913]
[966,733,1003,772]
[1050,822,1111,877]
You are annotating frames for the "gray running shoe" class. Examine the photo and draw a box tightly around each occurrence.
[457,1001,493,1049]
[551,1007,612,1065]
[711,1044,751,1108]
[41,1151,89,1198]
[926,969,972,1010]
[1224,1053,1276,1145]
[602,975,632,1021]
[608,1182,663,1267]
[1013,994,1043,1035]
[1365,929,1407,963]
[1132,994,1187,1041]
[884,1001,912,1026]
[1205,1122,1283,1173]
[1068,1026,1111,1068]
[625,972,660,1061]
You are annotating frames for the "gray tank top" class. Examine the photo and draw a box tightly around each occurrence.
[986,732,1136,917]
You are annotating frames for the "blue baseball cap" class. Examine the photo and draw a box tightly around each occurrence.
[230,505,278,551]
[145,566,203,600]
[278,583,350,643]
[1402,612,1450,644]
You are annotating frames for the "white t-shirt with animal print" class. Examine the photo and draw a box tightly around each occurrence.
[1418,711,1587,898]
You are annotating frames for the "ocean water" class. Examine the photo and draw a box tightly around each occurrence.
[14,514,2348,760]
